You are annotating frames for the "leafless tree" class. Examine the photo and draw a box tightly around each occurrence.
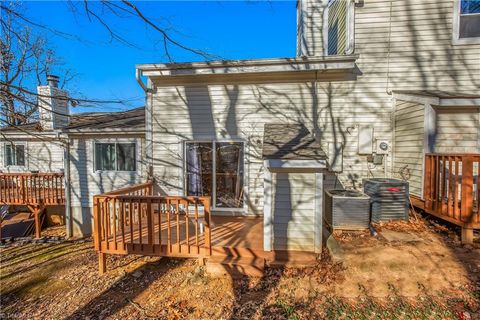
[0,2,69,125]
[0,0,219,128]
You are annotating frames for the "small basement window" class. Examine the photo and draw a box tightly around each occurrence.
[94,142,136,171]
[4,144,25,166]
[453,0,480,44]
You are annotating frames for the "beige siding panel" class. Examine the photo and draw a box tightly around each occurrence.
[69,136,147,208]
[272,173,316,252]
[0,139,64,173]
[393,100,425,197]
[150,81,392,215]
[434,110,480,153]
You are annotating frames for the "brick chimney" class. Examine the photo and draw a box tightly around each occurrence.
[38,75,70,130]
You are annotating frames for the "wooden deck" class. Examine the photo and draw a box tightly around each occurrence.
[99,214,264,257]
[0,172,65,238]
[93,181,317,274]
[412,153,479,243]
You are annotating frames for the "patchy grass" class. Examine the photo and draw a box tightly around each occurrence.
[0,222,479,319]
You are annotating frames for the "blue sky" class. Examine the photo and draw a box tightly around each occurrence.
[23,1,297,112]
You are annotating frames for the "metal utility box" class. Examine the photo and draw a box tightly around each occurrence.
[363,178,409,222]
[324,190,371,230]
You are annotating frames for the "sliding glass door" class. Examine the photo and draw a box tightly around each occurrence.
[185,141,244,210]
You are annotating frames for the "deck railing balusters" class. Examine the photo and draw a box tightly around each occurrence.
[92,181,212,261]
[424,153,479,227]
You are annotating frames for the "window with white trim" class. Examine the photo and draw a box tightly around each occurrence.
[4,144,25,166]
[324,0,355,55]
[94,142,136,171]
[453,0,480,44]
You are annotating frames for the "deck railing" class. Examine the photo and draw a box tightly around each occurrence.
[93,181,212,268]
[423,153,479,227]
[0,172,65,206]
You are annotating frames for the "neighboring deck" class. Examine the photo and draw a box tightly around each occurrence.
[412,153,479,243]
[0,172,65,238]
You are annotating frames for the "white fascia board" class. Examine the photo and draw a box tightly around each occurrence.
[438,98,480,107]
[0,131,59,140]
[393,92,440,106]
[62,129,145,135]
[266,159,328,170]
[137,56,358,77]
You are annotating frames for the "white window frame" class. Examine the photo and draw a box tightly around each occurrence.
[4,143,26,168]
[323,0,355,56]
[452,0,480,45]
[183,139,246,213]
[93,141,137,172]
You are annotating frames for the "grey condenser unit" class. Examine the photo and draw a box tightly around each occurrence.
[363,178,409,222]
[324,190,371,230]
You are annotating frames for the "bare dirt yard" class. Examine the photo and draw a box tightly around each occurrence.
[1,218,479,320]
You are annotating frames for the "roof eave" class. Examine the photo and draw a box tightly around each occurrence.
[137,55,359,78]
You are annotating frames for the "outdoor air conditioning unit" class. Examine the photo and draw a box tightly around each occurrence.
[363,178,409,222]
[324,190,371,230]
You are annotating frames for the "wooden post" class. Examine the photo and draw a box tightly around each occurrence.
[99,252,107,274]
[20,175,26,204]
[146,198,153,245]
[461,227,474,244]
[93,197,101,250]
[28,205,43,239]
[204,197,212,256]
[460,157,473,223]
[423,154,432,209]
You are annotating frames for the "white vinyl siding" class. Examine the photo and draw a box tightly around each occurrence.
[149,82,392,216]
[272,173,316,251]
[434,109,480,153]
[393,100,425,197]
[297,0,479,95]
[68,136,146,208]
[0,140,64,172]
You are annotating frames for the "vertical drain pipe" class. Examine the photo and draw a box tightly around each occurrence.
[64,138,72,238]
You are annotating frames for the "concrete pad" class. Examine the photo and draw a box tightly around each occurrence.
[381,230,423,243]
[326,235,344,264]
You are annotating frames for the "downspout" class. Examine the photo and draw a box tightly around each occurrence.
[136,68,154,183]
[136,68,149,92]
[63,136,72,238]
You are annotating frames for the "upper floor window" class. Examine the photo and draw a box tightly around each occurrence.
[94,142,136,171]
[453,0,480,44]
[324,0,355,55]
[4,144,25,167]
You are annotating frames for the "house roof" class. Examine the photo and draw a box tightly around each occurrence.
[0,107,145,134]
[262,124,327,160]
[62,107,145,133]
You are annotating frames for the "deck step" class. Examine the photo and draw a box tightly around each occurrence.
[206,256,265,278]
